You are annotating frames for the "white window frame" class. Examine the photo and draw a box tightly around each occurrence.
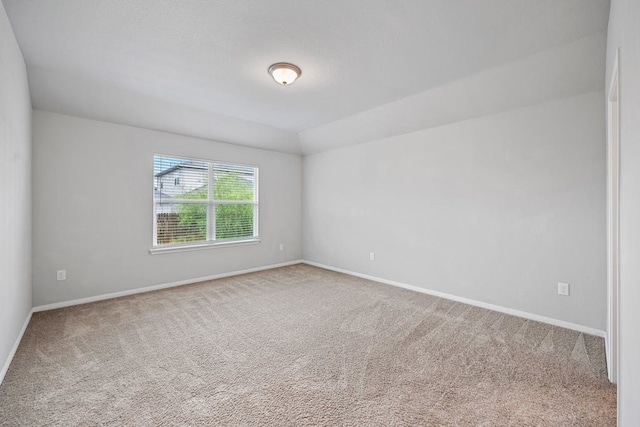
[150,154,260,254]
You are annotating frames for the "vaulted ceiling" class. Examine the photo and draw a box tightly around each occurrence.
[4,0,610,154]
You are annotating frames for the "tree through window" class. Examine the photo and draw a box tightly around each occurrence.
[153,155,258,247]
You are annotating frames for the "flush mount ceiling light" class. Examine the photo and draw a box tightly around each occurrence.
[268,62,301,86]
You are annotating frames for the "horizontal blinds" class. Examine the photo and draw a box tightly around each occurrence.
[213,163,255,201]
[156,203,207,245]
[154,157,208,201]
[215,204,254,239]
[154,155,257,246]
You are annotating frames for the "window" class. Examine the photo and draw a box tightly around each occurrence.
[152,155,259,252]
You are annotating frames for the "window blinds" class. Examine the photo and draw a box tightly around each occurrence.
[153,155,258,246]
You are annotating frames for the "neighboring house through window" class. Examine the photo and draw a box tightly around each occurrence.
[152,154,259,252]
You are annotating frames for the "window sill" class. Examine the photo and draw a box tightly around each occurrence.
[149,238,261,255]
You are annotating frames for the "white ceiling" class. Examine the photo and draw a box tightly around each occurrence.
[4,0,610,154]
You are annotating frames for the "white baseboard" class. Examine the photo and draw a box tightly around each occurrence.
[33,260,304,313]
[1,309,33,386]
[8,258,602,388]
[303,260,605,338]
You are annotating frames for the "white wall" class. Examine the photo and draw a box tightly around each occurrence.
[606,0,640,424]
[304,92,606,331]
[0,1,32,381]
[32,111,302,306]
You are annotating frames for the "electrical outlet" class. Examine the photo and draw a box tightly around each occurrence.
[57,270,67,281]
[558,282,569,296]
[279,243,284,251]
[369,252,375,261]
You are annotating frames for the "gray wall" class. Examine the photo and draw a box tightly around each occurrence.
[304,92,606,331]
[32,111,302,306]
[0,1,32,379]
[606,0,640,424]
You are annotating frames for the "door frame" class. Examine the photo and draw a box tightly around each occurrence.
[606,48,620,384]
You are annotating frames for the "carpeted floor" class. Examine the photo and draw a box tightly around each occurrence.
[0,264,616,426]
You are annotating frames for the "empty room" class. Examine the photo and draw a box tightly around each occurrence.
[1,0,639,425]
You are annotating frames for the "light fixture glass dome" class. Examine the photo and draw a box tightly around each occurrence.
[268,63,301,86]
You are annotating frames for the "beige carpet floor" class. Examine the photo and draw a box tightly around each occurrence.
[0,264,616,426]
